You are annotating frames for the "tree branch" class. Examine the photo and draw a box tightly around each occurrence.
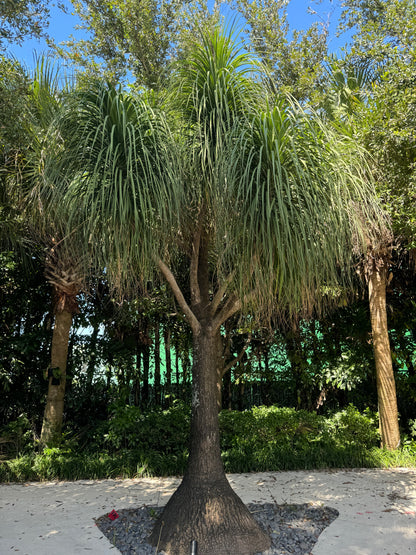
[212,287,257,330]
[211,271,235,315]
[190,229,201,307]
[222,332,252,377]
[212,294,241,330]
[157,258,200,335]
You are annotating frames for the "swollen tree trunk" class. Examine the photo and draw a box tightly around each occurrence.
[149,325,270,555]
[151,247,270,554]
[40,308,73,445]
[368,261,401,450]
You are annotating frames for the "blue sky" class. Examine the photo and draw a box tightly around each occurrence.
[7,0,350,68]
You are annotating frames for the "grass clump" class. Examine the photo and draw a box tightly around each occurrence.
[0,404,414,482]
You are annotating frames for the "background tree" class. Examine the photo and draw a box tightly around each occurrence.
[0,0,51,49]
[55,0,221,89]
[316,0,416,449]
[227,0,329,101]
[10,59,86,445]
[0,56,32,250]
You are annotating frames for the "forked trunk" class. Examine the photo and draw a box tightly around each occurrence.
[148,325,270,555]
[368,263,400,450]
[40,308,73,446]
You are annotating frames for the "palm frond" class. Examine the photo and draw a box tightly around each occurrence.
[217,96,386,320]
[52,82,182,292]
[47,27,386,321]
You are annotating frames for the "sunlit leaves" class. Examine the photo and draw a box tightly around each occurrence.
[0,0,50,48]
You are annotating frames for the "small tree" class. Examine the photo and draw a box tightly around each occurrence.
[11,58,85,445]
[228,0,329,101]
[55,27,383,555]
[318,0,416,449]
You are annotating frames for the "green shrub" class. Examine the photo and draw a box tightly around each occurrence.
[103,401,190,455]
[221,406,323,452]
[0,404,414,482]
[0,447,189,482]
[322,405,380,448]
[0,414,35,459]
[408,419,416,439]
[219,405,383,472]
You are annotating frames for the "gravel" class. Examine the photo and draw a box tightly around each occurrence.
[95,502,339,554]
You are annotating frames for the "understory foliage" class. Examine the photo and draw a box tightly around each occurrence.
[1,404,415,482]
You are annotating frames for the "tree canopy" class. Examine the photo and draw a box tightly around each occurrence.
[0,0,51,49]
[54,0,221,89]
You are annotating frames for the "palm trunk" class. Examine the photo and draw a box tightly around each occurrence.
[151,246,270,554]
[40,308,73,446]
[368,263,400,450]
[149,324,270,554]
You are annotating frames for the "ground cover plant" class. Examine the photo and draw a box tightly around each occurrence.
[1,404,415,483]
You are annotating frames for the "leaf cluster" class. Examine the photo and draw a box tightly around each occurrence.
[45,28,387,325]
[56,0,219,89]
[228,0,329,101]
[0,0,51,48]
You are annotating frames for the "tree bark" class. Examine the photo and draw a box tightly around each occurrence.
[153,248,270,553]
[149,325,270,554]
[368,263,401,450]
[40,308,73,446]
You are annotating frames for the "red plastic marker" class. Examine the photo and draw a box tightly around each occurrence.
[108,510,119,521]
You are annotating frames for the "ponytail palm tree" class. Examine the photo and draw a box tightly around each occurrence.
[56,28,383,555]
[17,58,84,445]
[321,59,401,450]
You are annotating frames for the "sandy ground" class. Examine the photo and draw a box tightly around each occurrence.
[0,468,415,554]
